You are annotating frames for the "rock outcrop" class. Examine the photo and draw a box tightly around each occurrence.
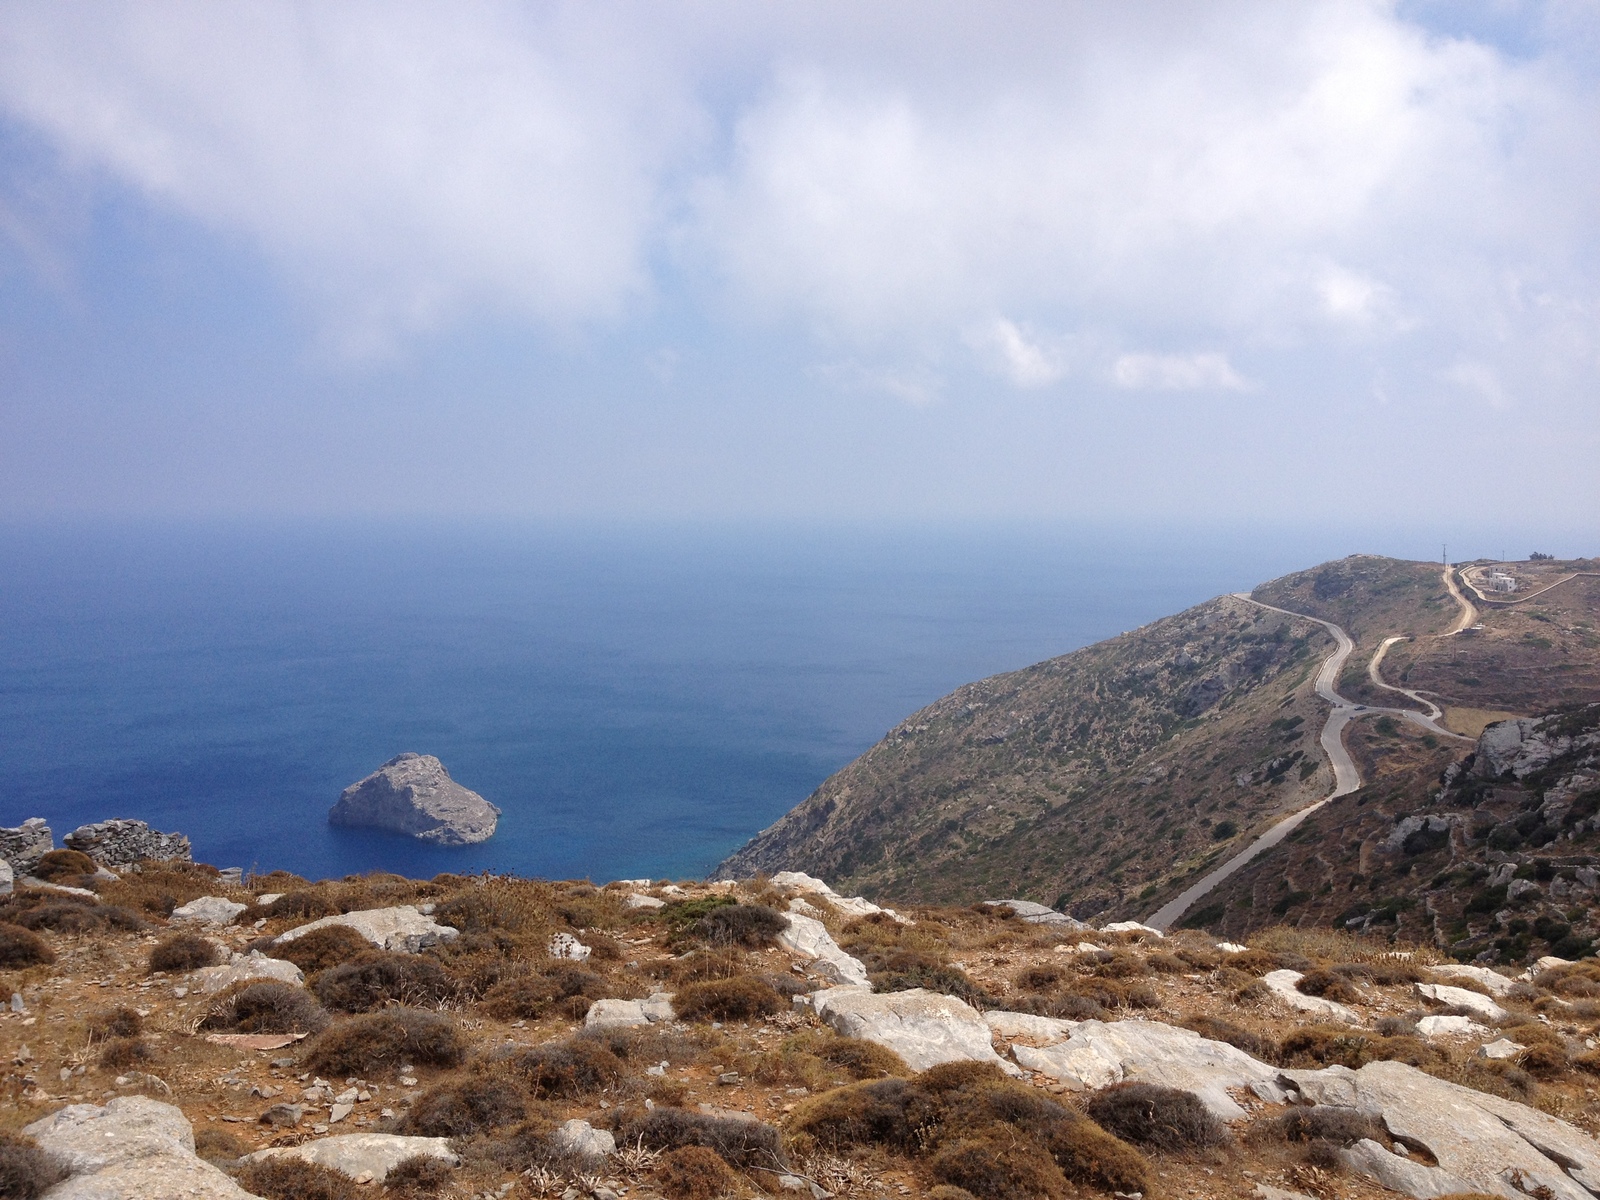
[245,1133,457,1184]
[170,896,247,926]
[273,905,459,954]
[63,819,191,867]
[328,753,499,845]
[191,953,306,994]
[0,817,53,874]
[23,1095,261,1199]
[776,914,870,987]
[984,899,1084,928]
[584,995,675,1029]
[810,986,1010,1073]
[1261,969,1359,1022]
[1475,704,1600,780]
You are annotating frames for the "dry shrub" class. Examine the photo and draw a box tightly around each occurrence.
[618,1107,784,1169]
[1145,951,1190,975]
[267,891,343,920]
[674,975,785,1022]
[1278,1025,1438,1071]
[1089,950,1150,979]
[868,951,995,1007]
[1044,1120,1151,1195]
[99,861,233,918]
[1009,992,1108,1021]
[201,981,330,1034]
[304,1009,464,1074]
[687,902,788,950]
[1173,945,1222,970]
[1296,969,1361,1004]
[1013,963,1065,991]
[813,1036,907,1080]
[1062,977,1158,1011]
[236,1157,361,1200]
[1346,959,1425,985]
[927,1188,978,1200]
[267,925,371,973]
[14,899,146,934]
[492,1038,627,1099]
[1084,1082,1226,1151]
[1254,1104,1384,1158]
[434,878,551,936]
[31,849,97,882]
[655,1145,741,1200]
[1517,1043,1570,1079]
[87,1006,143,1040]
[0,923,55,968]
[1535,960,1600,996]
[385,1154,454,1197]
[666,948,750,984]
[929,1131,1070,1200]
[1572,1049,1600,1075]
[97,1036,155,1071]
[1498,1021,1565,1049]
[148,932,219,973]
[1180,1015,1275,1059]
[1375,1016,1419,1037]
[401,1077,525,1137]
[311,951,456,1012]
[479,964,618,1020]
[430,931,524,997]
[1227,949,1286,976]
[0,1131,69,1199]
[193,1127,248,1164]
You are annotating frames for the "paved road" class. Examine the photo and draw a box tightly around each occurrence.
[1146,585,1469,930]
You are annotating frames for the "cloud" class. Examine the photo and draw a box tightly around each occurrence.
[1111,352,1248,392]
[966,318,1068,388]
[1444,359,1510,408]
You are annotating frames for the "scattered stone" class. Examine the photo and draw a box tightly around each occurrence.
[1414,1015,1489,1039]
[1526,954,1574,979]
[0,817,53,874]
[259,1103,304,1127]
[328,752,499,845]
[64,819,192,867]
[170,896,248,926]
[23,1095,257,1199]
[191,953,306,994]
[10,992,25,1013]
[274,905,459,954]
[993,1016,1288,1119]
[1414,982,1507,1024]
[985,899,1083,927]
[811,986,1012,1074]
[256,893,284,906]
[330,1102,353,1123]
[1479,1038,1526,1060]
[776,913,869,988]
[1261,970,1358,1022]
[624,893,665,909]
[1101,920,1163,937]
[1282,1059,1600,1200]
[552,1118,616,1160]
[1216,942,1248,953]
[246,1133,458,1183]
[548,932,592,961]
[1425,963,1517,996]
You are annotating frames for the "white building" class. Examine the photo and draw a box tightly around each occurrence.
[1486,571,1518,593]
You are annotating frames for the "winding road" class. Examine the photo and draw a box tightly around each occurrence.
[1146,573,1472,930]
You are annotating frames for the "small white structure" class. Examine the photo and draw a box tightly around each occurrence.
[1486,571,1518,593]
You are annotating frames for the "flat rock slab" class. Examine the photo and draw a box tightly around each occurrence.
[772,871,907,922]
[984,1011,1078,1045]
[1415,1015,1489,1040]
[994,1016,1288,1119]
[1261,970,1359,1023]
[205,1032,306,1051]
[329,752,499,846]
[1415,982,1508,1023]
[1282,1059,1600,1200]
[777,913,870,988]
[25,1096,261,1200]
[585,994,675,1029]
[274,905,458,954]
[624,893,665,909]
[170,896,248,926]
[812,986,1011,1073]
[984,899,1083,927]
[191,953,305,994]
[1101,921,1163,937]
[247,1133,457,1183]
[1426,964,1517,996]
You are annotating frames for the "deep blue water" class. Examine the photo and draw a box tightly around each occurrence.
[0,521,1442,883]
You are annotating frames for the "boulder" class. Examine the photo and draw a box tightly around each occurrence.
[811,986,1011,1074]
[274,906,458,954]
[1415,1015,1489,1040]
[63,819,191,867]
[776,914,869,988]
[1261,970,1359,1022]
[991,1016,1289,1119]
[1101,921,1164,937]
[191,954,306,994]
[984,899,1083,928]
[1479,1038,1526,1060]
[328,753,499,846]
[246,1133,457,1183]
[1415,982,1507,1024]
[1425,964,1517,997]
[552,1119,616,1160]
[585,994,675,1029]
[170,896,247,926]
[771,872,906,922]
[0,817,53,874]
[548,932,592,961]
[624,893,665,910]
[23,1095,261,1199]
[1281,1059,1600,1200]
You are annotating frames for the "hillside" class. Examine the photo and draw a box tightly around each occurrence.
[716,555,1600,938]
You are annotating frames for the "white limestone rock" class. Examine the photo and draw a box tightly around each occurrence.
[1414,1015,1489,1040]
[624,893,665,910]
[1101,920,1164,938]
[24,1096,261,1199]
[548,932,591,961]
[1282,1059,1600,1200]
[328,752,499,846]
[984,899,1084,928]
[552,1119,616,1161]
[811,986,1012,1074]
[1414,982,1507,1024]
[584,994,675,1029]
[170,896,248,926]
[0,858,11,897]
[776,913,870,988]
[1479,1037,1526,1060]
[995,1016,1289,1119]
[983,1011,1078,1045]
[771,871,907,922]
[274,906,458,954]
[1425,964,1517,997]
[246,1133,457,1183]
[1261,970,1359,1022]
[1217,942,1249,953]
[191,953,305,994]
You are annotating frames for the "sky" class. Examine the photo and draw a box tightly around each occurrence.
[0,1,1597,526]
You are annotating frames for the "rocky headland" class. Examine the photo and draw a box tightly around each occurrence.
[327,753,500,846]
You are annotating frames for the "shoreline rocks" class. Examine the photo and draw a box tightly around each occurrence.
[329,753,499,846]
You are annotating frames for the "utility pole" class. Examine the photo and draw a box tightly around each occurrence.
[1442,543,1448,568]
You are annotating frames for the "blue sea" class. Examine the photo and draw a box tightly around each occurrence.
[0,521,1461,884]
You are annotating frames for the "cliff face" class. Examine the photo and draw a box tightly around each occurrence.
[328,753,500,845]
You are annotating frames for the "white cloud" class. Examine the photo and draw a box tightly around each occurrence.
[966,318,1068,388]
[1444,360,1511,408]
[1111,352,1248,392]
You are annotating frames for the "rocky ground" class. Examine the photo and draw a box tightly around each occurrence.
[4,859,1600,1200]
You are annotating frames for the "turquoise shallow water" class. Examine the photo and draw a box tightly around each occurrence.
[0,520,1385,883]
